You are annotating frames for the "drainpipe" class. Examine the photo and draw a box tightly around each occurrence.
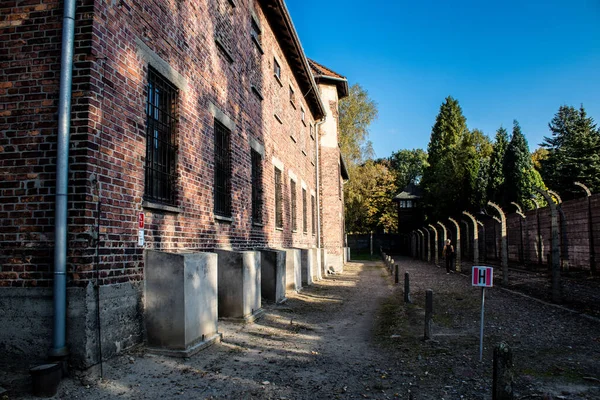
[315,116,326,268]
[50,0,77,358]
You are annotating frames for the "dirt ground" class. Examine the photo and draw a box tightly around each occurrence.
[4,258,600,399]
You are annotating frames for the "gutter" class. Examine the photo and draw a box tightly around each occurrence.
[50,0,77,358]
[315,116,326,251]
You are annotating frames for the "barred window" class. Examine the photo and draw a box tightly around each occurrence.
[302,188,307,233]
[275,167,283,229]
[214,119,232,217]
[251,149,263,223]
[311,194,316,235]
[291,179,297,231]
[274,58,281,80]
[144,67,178,205]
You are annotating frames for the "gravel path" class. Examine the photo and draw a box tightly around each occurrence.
[5,258,600,399]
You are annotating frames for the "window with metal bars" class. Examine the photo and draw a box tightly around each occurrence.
[214,119,232,217]
[302,188,307,233]
[290,179,297,231]
[275,167,283,229]
[251,149,263,223]
[144,67,179,205]
[311,194,316,235]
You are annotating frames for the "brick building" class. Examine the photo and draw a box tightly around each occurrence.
[0,0,349,369]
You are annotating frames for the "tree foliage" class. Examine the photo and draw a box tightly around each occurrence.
[389,149,428,190]
[502,121,545,209]
[486,127,509,204]
[338,84,378,166]
[421,97,489,219]
[540,105,600,197]
[344,159,397,233]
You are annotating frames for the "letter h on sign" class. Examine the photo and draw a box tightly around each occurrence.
[472,266,493,287]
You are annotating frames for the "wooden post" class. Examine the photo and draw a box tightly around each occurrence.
[492,342,514,400]
[424,289,433,340]
[394,264,399,284]
[404,272,411,303]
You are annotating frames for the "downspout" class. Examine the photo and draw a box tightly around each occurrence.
[50,0,77,358]
[315,116,326,266]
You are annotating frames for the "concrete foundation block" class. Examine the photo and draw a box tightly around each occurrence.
[214,249,262,322]
[145,250,219,357]
[260,248,287,304]
[314,248,322,281]
[284,248,302,292]
[300,248,315,286]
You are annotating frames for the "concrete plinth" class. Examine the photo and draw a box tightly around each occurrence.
[214,249,263,322]
[300,248,315,286]
[284,248,302,292]
[260,249,287,304]
[145,250,220,357]
[314,248,322,281]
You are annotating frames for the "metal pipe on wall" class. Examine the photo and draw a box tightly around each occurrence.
[51,0,77,358]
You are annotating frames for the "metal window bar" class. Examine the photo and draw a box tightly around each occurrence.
[275,168,283,228]
[302,188,307,233]
[214,119,232,217]
[251,149,263,223]
[144,67,178,205]
[291,180,297,231]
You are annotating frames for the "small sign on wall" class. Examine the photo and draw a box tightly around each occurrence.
[138,212,145,246]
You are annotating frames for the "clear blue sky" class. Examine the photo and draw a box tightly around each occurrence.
[286,0,600,158]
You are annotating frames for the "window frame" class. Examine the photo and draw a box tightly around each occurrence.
[144,66,179,206]
[274,167,283,229]
[302,187,307,233]
[290,179,297,232]
[214,118,232,218]
[251,149,263,224]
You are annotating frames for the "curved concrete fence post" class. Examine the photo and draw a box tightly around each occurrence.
[575,181,595,274]
[436,221,448,263]
[477,221,485,262]
[424,227,431,262]
[417,229,425,261]
[511,202,527,266]
[548,189,569,272]
[533,188,562,303]
[462,211,479,265]
[487,201,508,285]
[461,220,470,260]
[531,198,543,266]
[448,218,461,272]
[428,224,438,265]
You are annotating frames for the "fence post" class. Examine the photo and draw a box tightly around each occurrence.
[394,264,399,284]
[492,342,514,400]
[404,272,411,303]
[424,289,433,340]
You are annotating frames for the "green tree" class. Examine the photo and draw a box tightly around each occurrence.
[421,96,468,219]
[531,147,549,170]
[486,127,509,204]
[502,120,545,209]
[344,159,397,233]
[389,149,428,190]
[540,105,600,197]
[338,83,378,166]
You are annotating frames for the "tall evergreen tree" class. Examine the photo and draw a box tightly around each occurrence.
[486,127,509,204]
[421,96,468,219]
[540,105,600,197]
[502,121,544,209]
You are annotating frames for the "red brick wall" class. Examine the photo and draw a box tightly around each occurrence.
[477,194,600,271]
[1,0,322,287]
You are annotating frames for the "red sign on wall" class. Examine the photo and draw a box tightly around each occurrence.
[472,266,493,287]
[138,213,145,229]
